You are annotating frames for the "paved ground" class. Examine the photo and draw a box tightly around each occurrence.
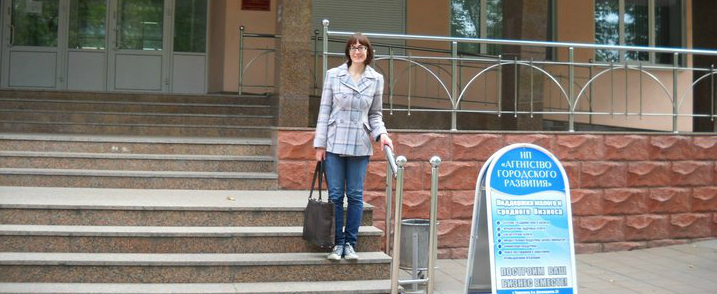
[399,239,717,294]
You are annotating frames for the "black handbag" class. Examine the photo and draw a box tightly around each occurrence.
[302,160,336,248]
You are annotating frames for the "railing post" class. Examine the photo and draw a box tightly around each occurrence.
[322,20,329,84]
[385,161,393,255]
[426,156,442,294]
[568,47,575,132]
[383,145,397,256]
[610,61,615,116]
[451,42,458,131]
[389,47,394,115]
[530,58,534,118]
[497,55,502,117]
[238,25,245,95]
[390,156,407,294]
[710,64,715,121]
[639,62,643,117]
[314,29,319,96]
[514,57,518,118]
[673,53,679,133]
[589,64,593,124]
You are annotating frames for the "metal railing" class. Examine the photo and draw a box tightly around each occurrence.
[320,19,717,133]
[383,146,442,294]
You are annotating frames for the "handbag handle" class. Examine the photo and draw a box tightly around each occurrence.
[309,160,327,201]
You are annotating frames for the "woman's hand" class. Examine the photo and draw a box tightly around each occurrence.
[315,148,326,161]
[379,134,394,151]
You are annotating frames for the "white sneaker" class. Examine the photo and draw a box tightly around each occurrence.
[327,245,343,260]
[343,243,359,260]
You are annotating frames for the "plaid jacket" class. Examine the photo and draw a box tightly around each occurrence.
[313,63,387,156]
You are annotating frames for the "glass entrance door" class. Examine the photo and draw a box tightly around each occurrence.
[107,0,170,91]
[67,0,108,91]
[2,0,65,88]
[1,0,206,93]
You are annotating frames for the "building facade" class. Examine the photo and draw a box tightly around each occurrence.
[1,0,715,132]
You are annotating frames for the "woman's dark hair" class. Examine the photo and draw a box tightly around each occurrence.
[344,33,373,66]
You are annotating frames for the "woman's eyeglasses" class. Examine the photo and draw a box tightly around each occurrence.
[349,46,368,52]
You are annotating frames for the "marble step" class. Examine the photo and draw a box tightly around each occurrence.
[0,133,272,156]
[0,121,273,137]
[0,109,275,127]
[0,169,278,190]
[0,252,392,283]
[0,98,275,116]
[0,225,383,253]
[0,280,392,294]
[0,89,274,105]
[0,151,274,173]
[0,187,373,227]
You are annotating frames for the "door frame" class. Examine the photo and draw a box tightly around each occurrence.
[1,0,69,89]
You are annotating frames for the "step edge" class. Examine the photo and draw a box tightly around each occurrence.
[0,168,278,179]
[0,151,274,161]
[0,98,273,108]
[0,225,383,237]
[0,252,392,266]
[0,109,275,119]
[0,133,272,145]
[0,120,276,130]
[0,280,392,294]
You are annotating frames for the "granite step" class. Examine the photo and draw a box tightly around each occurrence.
[0,151,274,172]
[0,187,374,226]
[0,225,383,253]
[0,169,278,190]
[0,109,275,126]
[0,280,392,294]
[0,252,392,283]
[0,121,273,137]
[0,134,272,156]
[0,89,274,105]
[0,99,275,115]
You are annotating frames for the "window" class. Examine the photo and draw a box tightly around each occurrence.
[69,0,107,50]
[451,0,502,55]
[174,0,207,53]
[595,0,683,63]
[11,0,60,47]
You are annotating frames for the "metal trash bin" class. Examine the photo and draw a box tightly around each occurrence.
[399,219,430,270]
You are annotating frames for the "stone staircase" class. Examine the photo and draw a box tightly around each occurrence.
[0,89,278,190]
[0,187,392,293]
[0,90,274,137]
[0,133,278,189]
[0,90,393,293]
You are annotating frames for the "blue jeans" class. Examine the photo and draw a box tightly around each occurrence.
[325,152,370,249]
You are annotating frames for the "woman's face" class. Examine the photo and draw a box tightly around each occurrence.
[349,41,368,65]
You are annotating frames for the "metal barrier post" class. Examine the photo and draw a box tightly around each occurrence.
[710,64,715,121]
[451,42,458,131]
[384,146,397,255]
[673,53,679,133]
[426,156,441,294]
[314,29,319,96]
[390,156,407,294]
[497,55,503,117]
[568,47,575,132]
[389,47,394,115]
[322,20,329,83]
[238,26,245,95]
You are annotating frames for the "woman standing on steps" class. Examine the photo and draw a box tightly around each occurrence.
[313,33,393,261]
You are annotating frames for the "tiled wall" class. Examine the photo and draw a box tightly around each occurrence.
[278,130,717,258]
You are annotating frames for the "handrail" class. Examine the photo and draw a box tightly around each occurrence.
[319,19,717,133]
[384,145,397,255]
[389,156,407,294]
[384,146,398,176]
[426,156,441,294]
[328,30,717,56]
